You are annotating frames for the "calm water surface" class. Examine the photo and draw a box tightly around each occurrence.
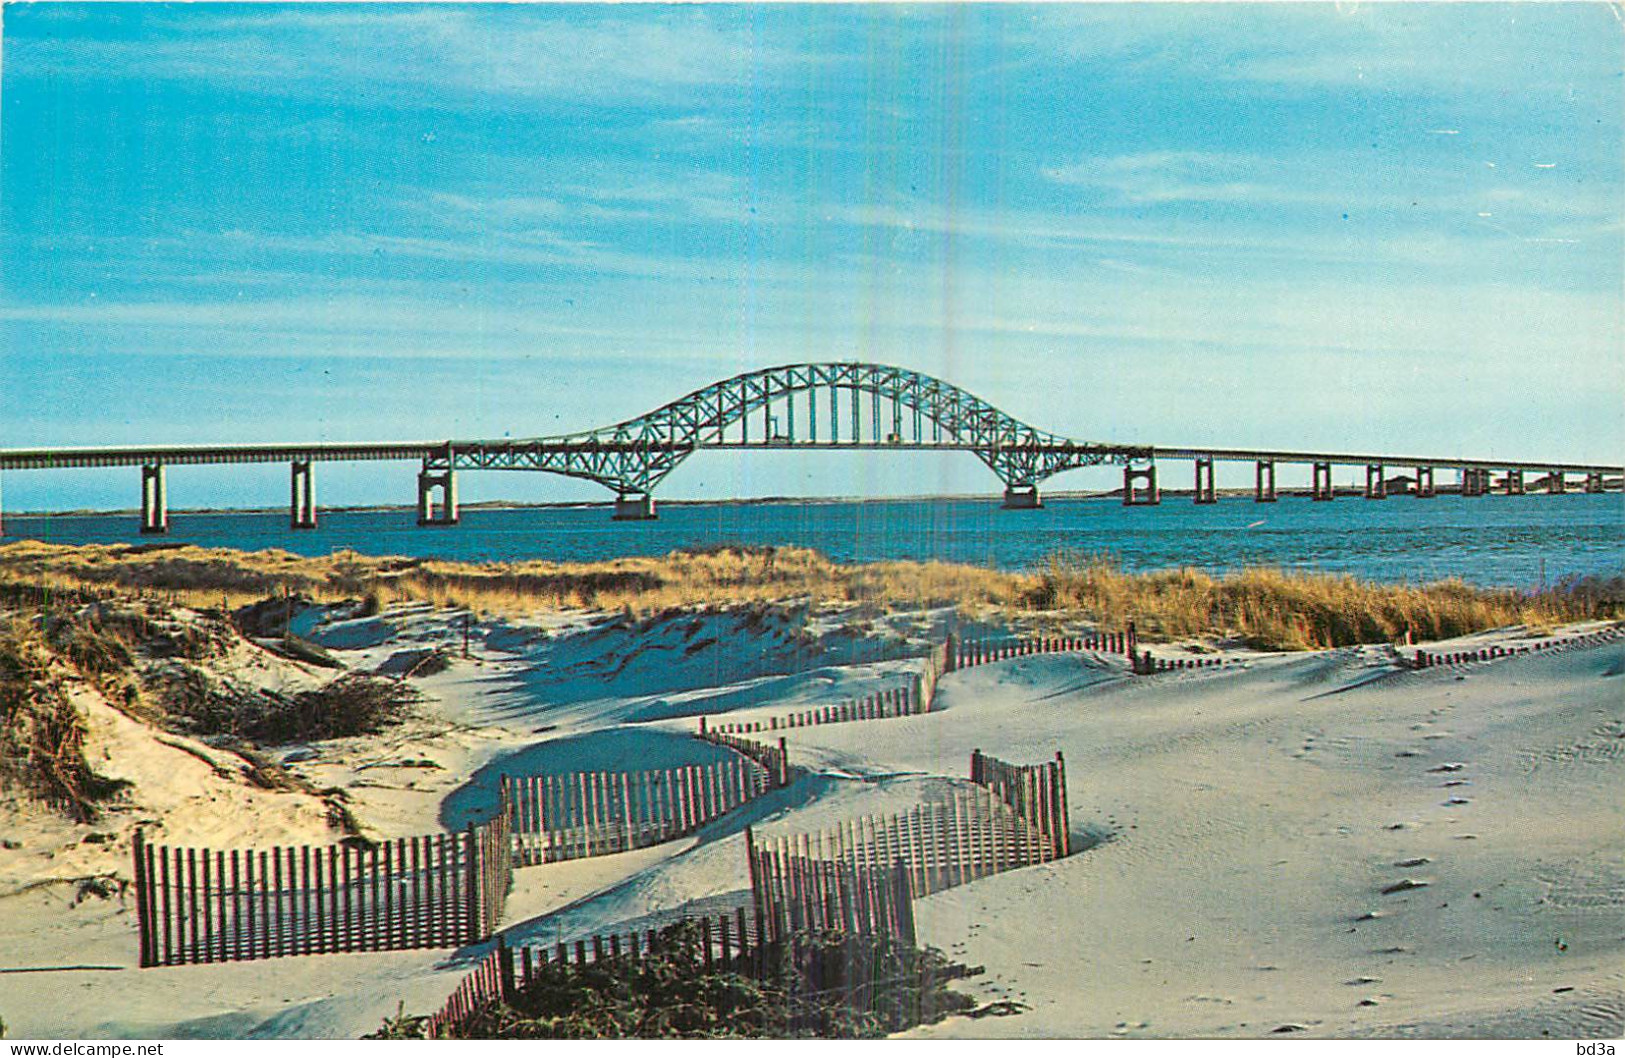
[5,493,1621,588]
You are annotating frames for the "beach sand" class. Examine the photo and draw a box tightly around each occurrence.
[1,604,1619,1039]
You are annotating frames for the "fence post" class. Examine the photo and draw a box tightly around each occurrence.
[745,826,766,946]
[778,737,789,787]
[464,824,482,943]
[1053,752,1071,857]
[497,935,517,1003]
[132,829,154,967]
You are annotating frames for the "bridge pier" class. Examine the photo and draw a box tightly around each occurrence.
[1461,468,1491,497]
[1254,460,1276,502]
[289,461,317,529]
[1585,471,1604,494]
[1123,465,1159,506]
[140,464,168,534]
[1547,470,1566,495]
[417,467,459,526]
[1193,457,1216,504]
[612,492,657,520]
[1001,485,1042,510]
[1504,469,1524,495]
[1364,463,1386,499]
[1414,466,1435,498]
[1311,461,1334,501]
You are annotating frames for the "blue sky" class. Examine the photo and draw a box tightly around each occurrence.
[3,2,1621,511]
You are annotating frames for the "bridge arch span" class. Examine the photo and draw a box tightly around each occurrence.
[451,362,1139,504]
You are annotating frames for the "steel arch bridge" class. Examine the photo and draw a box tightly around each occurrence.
[444,362,1147,505]
[2,360,1617,531]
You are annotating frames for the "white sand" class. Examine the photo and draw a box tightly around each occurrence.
[2,606,1620,1039]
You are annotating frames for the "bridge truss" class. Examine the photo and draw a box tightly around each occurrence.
[0,361,1617,529]
[444,363,1147,497]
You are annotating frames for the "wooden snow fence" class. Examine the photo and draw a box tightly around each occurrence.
[746,785,1059,921]
[131,811,513,967]
[746,829,919,946]
[703,680,924,735]
[503,741,780,867]
[949,631,1129,671]
[969,749,1071,859]
[1411,625,1623,669]
[694,729,794,787]
[702,639,955,736]
[424,911,758,1037]
[424,899,941,1039]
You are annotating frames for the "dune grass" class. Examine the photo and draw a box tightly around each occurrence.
[0,617,131,820]
[0,539,1618,652]
[1023,552,1623,650]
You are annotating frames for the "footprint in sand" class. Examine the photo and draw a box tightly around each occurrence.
[1442,796,1471,806]
[1428,762,1468,773]
[1394,857,1431,867]
[1346,976,1382,985]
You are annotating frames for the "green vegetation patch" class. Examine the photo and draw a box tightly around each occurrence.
[372,921,980,1040]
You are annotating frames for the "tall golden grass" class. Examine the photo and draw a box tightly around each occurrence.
[1022,552,1622,650]
[0,539,1618,651]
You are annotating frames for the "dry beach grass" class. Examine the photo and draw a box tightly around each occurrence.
[0,540,1617,651]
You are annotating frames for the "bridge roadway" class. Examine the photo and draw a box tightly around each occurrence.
[0,361,1618,532]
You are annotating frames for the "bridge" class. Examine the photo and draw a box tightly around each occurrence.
[0,362,1618,532]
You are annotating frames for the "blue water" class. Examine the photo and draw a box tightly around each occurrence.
[3,493,1621,588]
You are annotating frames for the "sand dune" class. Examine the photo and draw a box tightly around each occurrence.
[1,605,1619,1039]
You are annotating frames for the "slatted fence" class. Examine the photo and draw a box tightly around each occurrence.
[969,749,1070,859]
[503,749,777,866]
[702,681,924,735]
[694,730,793,786]
[131,813,512,967]
[1412,625,1623,669]
[745,783,1057,911]
[702,639,958,736]
[950,631,1130,671]
[747,834,921,945]
[425,898,941,1039]
[1131,652,1234,675]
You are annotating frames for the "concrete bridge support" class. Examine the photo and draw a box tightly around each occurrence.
[1585,472,1604,494]
[1365,464,1386,499]
[1414,466,1436,498]
[140,464,168,535]
[1548,470,1566,495]
[612,492,657,520]
[1254,460,1276,502]
[1001,485,1042,509]
[1123,465,1160,506]
[1311,462,1334,502]
[1504,469,1525,495]
[417,467,459,526]
[289,461,317,529]
[1193,457,1216,504]
[1461,468,1490,497]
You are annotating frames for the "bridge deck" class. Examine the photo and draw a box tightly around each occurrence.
[0,439,1617,474]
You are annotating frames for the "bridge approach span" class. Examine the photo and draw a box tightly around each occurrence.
[0,362,1617,529]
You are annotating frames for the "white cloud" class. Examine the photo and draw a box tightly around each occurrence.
[8,7,814,103]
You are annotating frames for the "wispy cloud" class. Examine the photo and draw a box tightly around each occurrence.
[8,6,815,103]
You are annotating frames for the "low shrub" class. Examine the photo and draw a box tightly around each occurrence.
[373,921,977,1040]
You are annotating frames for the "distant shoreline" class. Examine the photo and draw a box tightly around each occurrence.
[2,485,1497,519]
